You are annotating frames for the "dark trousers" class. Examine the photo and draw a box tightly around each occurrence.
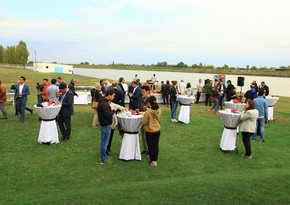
[16,97,28,120]
[242,132,253,156]
[58,115,71,139]
[162,94,169,105]
[196,92,201,104]
[146,131,160,162]
[219,95,224,109]
[15,104,32,115]
[107,128,114,152]
[205,94,211,106]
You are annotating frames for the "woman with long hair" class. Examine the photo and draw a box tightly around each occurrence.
[209,84,220,114]
[142,95,161,167]
[239,99,258,159]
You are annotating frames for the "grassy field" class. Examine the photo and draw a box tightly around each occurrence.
[0,67,290,204]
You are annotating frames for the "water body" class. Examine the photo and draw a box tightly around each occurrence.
[73,68,289,97]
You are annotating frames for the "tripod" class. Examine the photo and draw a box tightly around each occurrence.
[239,86,243,102]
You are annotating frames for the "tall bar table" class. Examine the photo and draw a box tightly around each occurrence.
[117,114,143,161]
[34,105,61,144]
[177,95,195,124]
[218,110,242,152]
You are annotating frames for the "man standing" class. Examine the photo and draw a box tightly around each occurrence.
[259,81,270,96]
[244,84,258,102]
[225,80,234,102]
[253,90,268,142]
[14,76,30,122]
[0,80,8,119]
[110,81,124,106]
[40,78,50,102]
[195,79,202,104]
[178,80,186,95]
[97,89,116,164]
[128,81,142,110]
[46,79,60,103]
[58,82,74,141]
[204,79,212,106]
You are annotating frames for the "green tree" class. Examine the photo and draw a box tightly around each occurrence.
[15,40,29,66]
[5,46,16,64]
[0,45,4,63]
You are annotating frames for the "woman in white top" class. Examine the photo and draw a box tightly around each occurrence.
[184,83,194,96]
[239,99,258,159]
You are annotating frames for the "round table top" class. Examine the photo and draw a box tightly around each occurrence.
[34,104,61,120]
[266,96,279,107]
[219,110,242,128]
[177,95,195,104]
[116,114,143,132]
[224,102,246,112]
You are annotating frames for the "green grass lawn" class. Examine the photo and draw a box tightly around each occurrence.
[0,67,290,204]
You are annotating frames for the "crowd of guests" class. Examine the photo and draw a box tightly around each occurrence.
[0,74,271,165]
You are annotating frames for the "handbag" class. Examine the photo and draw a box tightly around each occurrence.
[91,101,98,109]
[91,89,98,109]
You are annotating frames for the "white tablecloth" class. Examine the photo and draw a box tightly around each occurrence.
[74,92,92,105]
[117,114,143,160]
[34,105,61,144]
[266,96,279,120]
[194,92,205,102]
[224,102,246,112]
[177,95,195,124]
[218,110,241,151]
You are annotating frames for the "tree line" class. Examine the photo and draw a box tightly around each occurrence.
[0,40,29,67]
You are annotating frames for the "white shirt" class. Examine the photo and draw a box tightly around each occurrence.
[122,83,128,94]
[19,83,24,95]
[197,82,202,92]
[179,82,186,94]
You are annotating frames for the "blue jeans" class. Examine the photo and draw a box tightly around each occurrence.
[253,118,265,140]
[100,125,111,161]
[210,98,219,113]
[170,100,178,119]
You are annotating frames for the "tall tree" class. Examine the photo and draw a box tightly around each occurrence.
[0,45,4,63]
[15,40,29,66]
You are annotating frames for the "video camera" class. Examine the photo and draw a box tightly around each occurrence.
[36,83,44,92]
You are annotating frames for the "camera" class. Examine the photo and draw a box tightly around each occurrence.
[36,83,44,92]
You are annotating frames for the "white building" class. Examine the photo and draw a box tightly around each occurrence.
[34,62,73,74]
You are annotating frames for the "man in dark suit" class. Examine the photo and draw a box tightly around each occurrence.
[58,82,74,141]
[14,76,30,122]
[225,80,234,101]
[128,81,142,110]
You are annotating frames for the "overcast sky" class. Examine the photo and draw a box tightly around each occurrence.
[1,0,290,67]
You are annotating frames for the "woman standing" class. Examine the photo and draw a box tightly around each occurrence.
[142,96,161,167]
[209,85,220,114]
[184,82,194,96]
[91,83,103,128]
[239,99,258,159]
[169,80,179,122]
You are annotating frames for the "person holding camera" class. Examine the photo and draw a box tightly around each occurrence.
[39,78,50,102]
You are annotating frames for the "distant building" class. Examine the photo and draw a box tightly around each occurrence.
[34,62,73,74]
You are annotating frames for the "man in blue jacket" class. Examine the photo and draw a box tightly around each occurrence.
[253,90,268,142]
[14,76,30,122]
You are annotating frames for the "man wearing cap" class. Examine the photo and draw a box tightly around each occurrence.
[58,82,74,141]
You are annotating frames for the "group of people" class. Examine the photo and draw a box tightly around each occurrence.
[239,89,268,159]
[90,77,161,167]
[0,74,272,165]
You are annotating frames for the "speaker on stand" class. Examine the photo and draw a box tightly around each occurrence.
[237,77,245,101]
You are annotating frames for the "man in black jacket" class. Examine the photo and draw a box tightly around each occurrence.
[97,89,116,164]
[58,82,74,141]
